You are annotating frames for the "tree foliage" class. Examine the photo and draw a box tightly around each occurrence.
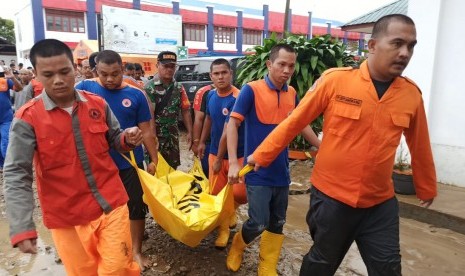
[0,17,15,44]
[236,33,358,150]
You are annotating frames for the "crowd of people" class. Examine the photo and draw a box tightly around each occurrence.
[2,14,437,276]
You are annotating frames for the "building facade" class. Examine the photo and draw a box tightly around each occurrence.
[14,0,362,63]
[406,0,465,188]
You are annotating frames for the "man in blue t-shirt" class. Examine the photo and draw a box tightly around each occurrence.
[75,50,158,271]
[197,58,246,248]
[226,44,320,274]
[0,66,23,171]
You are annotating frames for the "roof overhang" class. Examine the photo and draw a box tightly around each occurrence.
[341,23,374,34]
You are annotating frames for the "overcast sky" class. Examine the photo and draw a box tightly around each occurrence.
[0,0,396,23]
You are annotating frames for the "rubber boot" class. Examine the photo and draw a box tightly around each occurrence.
[215,218,230,248]
[229,202,239,229]
[226,230,248,271]
[258,231,285,276]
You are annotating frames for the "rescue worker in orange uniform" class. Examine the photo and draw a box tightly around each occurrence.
[3,39,141,275]
[248,14,437,275]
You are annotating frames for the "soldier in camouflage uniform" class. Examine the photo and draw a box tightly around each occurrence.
[144,51,193,169]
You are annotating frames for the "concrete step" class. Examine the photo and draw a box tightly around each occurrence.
[397,182,465,235]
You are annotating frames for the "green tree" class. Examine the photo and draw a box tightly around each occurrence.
[0,17,15,44]
[236,34,358,150]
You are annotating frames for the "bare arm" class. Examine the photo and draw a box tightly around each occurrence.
[216,122,228,160]
[182,108,193,149]
[5,69,23,91]
[192,110,205,155]
[300,125,321,148]
[198,115,212,159]
[212,122,228,175]
[227,117,241,184]
[138,121,159,174]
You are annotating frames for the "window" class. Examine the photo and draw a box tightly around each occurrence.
[45,9,85,33]
[184,24,205,42]
[243,29,262,45]
[214,26,235,44]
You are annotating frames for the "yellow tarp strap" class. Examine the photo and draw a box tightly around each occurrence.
[239,164,254,177]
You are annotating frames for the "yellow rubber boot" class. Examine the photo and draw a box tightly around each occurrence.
[215,218,230,248]
[258,231,285,276]
[229,203,239,229]
[226,231,248,271]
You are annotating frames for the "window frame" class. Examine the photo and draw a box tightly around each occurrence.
[214,26,236,44]
[184,24,206,42]
[243,29,262,45]
[45,9,86,33]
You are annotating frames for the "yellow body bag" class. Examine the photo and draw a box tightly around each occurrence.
[125,152,234,247]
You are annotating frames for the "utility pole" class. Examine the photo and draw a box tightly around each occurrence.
[283,0,290,38]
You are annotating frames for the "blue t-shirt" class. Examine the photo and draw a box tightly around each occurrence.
[205,88,244,159]
[76,80,152,169]
[230,76,298,186]
[0,79,14,123]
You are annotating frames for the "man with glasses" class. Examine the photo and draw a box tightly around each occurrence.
[144,51,193,169]
[80,59,94,80]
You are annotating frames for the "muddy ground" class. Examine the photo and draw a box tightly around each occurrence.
[2,131,465,275]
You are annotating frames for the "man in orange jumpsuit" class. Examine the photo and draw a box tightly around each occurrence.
[3,39,140,275]
[249,14,437,275]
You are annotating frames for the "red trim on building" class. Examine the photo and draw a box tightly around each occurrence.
[243,18,264,30]
[180,9,208,24]
[188,48,204,55]
[268,11,285,33]
[214,14,237,28]
[43,0,86,11]
[292,15,309,34]
[95,0,132,13]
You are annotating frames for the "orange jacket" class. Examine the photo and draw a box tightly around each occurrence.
[4,91,130,246]
[253,61,437,207]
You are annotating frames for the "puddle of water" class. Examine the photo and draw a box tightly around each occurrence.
[0,219,65,275]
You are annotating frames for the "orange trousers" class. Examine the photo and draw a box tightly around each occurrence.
[208,154,247,204]
[50,205,140,276]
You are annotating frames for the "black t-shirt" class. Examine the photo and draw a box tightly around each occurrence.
[200,89,212,144]
[372,79,393,100]
[200,89,210,113]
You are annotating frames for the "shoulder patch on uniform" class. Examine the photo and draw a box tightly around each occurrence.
[401,76,422,94]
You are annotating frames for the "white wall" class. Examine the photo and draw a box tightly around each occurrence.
[407,0,465,187]
[214,42,237,51]
[14,3,35,60]
[44,30,88,42]
[185,41,207,51]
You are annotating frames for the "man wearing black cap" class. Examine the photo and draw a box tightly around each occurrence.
[144,51,193,169]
